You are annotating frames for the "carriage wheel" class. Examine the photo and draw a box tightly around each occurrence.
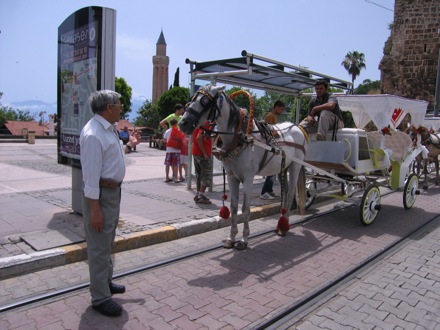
[359,185,381,226]
[403,173,419,210]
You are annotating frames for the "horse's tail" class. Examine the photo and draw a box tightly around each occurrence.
[296,166,306,215]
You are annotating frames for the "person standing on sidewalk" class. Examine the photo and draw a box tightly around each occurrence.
[80,90,126,317]
[260,100,284,200]
[193,122,213,204]
[159,103,184,130]
[163,118,184,183]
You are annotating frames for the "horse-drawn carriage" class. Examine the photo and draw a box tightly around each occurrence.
[303,94,429,225]
[181,51,429,250]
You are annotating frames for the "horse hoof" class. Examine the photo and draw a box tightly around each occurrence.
[423,185,429,190]
[223,239,235,249]
[277,230,287,237]
[235,241,248,250]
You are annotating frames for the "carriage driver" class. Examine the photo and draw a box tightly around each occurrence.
[299,79,344,141]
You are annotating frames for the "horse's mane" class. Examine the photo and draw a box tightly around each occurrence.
[223,93,242,131]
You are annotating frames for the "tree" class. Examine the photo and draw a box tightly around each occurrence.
[341,51,366,90]
[0,105,34,126]
[255,92,298,122]
[354,79,381,95]
[115,77,132,119]
[173,68,180,88]
[135,99,161,131]
[157,86,190,122]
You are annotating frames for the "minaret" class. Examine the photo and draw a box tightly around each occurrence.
[152,30,169,102]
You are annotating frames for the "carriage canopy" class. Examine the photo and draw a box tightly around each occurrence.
[337,94,429,130]
[186,50,353,96]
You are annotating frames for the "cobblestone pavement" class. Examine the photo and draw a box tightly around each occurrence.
[287,215,440,330]
[0,180,439,329]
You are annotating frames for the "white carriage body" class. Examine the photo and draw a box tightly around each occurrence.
[305,95,429,190]
[305,129,417,188]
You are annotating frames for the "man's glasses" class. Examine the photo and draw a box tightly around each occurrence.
[110,104,124,110]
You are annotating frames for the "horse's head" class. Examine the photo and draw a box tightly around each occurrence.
[417,126,428,137]
[179,84,226,135]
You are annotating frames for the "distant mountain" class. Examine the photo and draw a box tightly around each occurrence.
[7,98,146,123]
[9,100,57,119]
[129,98,145,122]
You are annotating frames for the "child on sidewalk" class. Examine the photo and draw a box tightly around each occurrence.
[163,118,184,183]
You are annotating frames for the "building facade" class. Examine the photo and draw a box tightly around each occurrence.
[380,0,440,109]
[152,30,169,102]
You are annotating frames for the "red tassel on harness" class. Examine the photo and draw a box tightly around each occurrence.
[277,208,290,233]
[219,206,230,220]
[219,194,230,220]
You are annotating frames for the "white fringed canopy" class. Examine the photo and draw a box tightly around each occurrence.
[337,94,428,130]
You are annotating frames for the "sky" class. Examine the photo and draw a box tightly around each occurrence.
[0,0,395,115]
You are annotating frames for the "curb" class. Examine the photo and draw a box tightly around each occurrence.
[0,203,280,279]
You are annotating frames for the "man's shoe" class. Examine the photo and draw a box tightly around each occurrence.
[195,195,212,204]
[268,191,279,198]
[92,299,122,317]
[260,192,275,200]
[109,283,126,294]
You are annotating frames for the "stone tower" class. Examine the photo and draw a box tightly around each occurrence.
[152,30,169,102]
[379,0,440,109]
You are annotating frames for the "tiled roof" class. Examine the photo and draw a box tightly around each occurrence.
[117,119,135,132]
[3,121,49,136]
[2,119,138,136]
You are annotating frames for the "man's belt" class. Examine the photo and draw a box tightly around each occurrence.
[99,178,122,189]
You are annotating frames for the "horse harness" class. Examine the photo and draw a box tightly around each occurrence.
[418,128,440,149]
[191,89,307,170]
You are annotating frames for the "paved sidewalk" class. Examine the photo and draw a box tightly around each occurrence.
[0,139,284,277]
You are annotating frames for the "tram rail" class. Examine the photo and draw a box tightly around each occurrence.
[0,195,356,314]
[0,184,438,329]
[256,212,440,329]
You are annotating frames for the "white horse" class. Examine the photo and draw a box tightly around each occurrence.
[179,85,308,250]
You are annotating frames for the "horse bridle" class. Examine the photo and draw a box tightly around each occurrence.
[186,89,223,125]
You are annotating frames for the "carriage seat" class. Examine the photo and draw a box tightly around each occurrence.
[367,131,413,163]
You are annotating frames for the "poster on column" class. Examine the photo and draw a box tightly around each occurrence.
[57,6,116,164]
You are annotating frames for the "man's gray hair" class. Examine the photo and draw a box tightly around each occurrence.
[89,90,121,114]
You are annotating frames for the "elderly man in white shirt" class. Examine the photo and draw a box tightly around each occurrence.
[80,90,126,317]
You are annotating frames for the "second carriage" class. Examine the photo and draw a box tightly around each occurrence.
[303,94,429,225]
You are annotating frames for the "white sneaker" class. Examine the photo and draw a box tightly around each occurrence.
[268,191,279,198]
[260,192,275,200]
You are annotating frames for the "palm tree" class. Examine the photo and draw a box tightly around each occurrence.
[341,51,366,92]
